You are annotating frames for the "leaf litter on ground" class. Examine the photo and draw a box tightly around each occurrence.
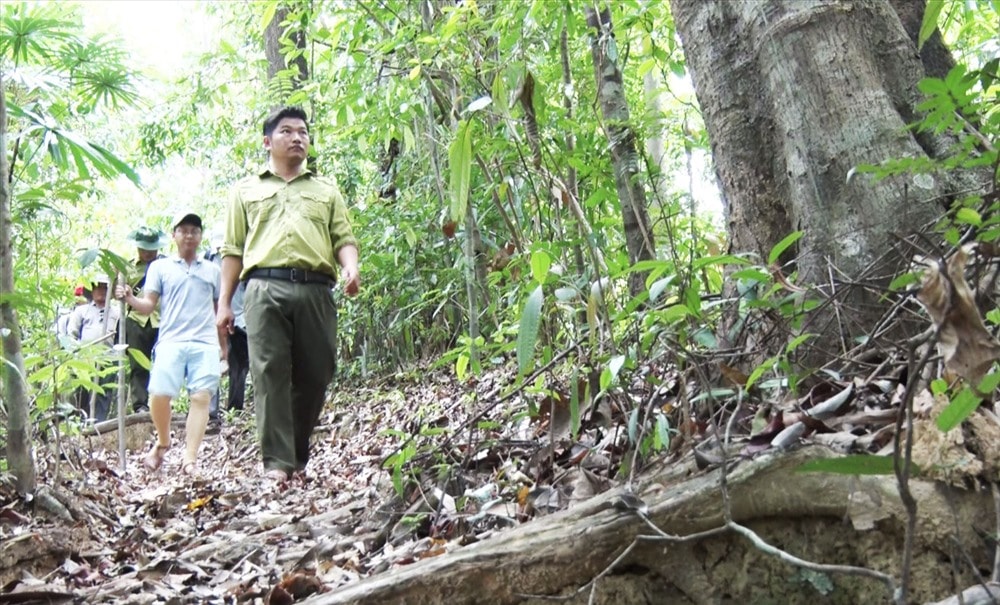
[4,318,1000,603]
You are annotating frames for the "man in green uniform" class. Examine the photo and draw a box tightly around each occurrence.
[217,106,360,482]
[124,226,169,414]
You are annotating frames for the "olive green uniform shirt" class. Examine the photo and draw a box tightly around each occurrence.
[221,169,358,279]
[127,257,161,328]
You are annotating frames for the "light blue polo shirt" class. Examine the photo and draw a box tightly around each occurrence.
[144,256,220,346]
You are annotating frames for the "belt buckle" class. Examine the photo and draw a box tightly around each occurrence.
[289,268,303,282]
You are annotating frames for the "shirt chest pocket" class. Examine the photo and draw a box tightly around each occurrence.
[300,192,330,225]
[245,190,279,227]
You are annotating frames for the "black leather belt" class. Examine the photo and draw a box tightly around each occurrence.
[245,267,334,285]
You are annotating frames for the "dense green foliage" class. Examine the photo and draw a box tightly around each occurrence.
[2,0,998,478]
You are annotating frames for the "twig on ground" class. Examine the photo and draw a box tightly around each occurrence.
[993,482,1000,584]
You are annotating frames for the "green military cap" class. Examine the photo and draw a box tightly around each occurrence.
[126,226,170,250]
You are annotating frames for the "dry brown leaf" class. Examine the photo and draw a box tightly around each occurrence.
[916,244,1000,384]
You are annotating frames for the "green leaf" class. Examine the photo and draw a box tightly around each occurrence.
[888,271,919,291]
[936,387,981,432]
[797,455,916,475]
[530,250,551,284]
[627,407,639,443]
[607,354,625,383]
[648,275,673,303]
[918,1,944,49]
[260,0,280,32]
[78,248,100,269]
[654,414,670,451]
[127,348,151,370]
[516,285,543,375]
[955,207,981,226]
[768,231,803,265]
[745,356,777,391]
[449,120,473,223]
[785,333,814,353]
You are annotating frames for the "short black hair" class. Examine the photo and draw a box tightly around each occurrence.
[262,106,309,137]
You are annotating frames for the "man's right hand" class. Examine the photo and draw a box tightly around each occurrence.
[216,303,235,335]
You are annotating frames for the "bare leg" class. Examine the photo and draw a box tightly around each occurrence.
[183,389,211,467]
[143,393,173,470]
[150,393,173,447]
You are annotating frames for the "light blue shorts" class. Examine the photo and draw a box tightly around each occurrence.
[148,341,221,398]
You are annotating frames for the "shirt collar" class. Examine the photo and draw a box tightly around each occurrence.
[171,255,203,265]
[258,166,314,180]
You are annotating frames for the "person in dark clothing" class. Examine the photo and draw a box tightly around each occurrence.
[205,234,250,432]
[124,226,169,414]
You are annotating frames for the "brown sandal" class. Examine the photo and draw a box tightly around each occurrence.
[143,444,170,471]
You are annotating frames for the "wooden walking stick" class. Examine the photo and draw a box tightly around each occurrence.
[115,271,129,470]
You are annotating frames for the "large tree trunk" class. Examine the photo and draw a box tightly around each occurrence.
[670,0,983,359]
[0,74,37,494]
[265,5,309,87]
[888,0,956,79]
[585,6,656,297]
[305,446,993,604]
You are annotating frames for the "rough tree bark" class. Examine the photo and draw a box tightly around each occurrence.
[584,5,656,297]
[670,0,985,357]
[0,74,38,494]
[305,447,992,604]
[265,5,309,88]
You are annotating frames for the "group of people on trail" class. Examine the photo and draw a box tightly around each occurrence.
[69,106,360,481]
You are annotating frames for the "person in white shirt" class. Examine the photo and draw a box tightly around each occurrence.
[67,276,121,421]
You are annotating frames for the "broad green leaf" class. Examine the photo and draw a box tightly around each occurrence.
[607,354,625,382]
[530,250,551,284]
[658,304,690,323]
[260,0,280,32]
[449,120,473,223]
[78,248,100,269]
[918,0,944,49]
[955,207,981,226]
[936,387,981,432]
[648,275,673,303]
[797,455,917,475]
[127,348,151,370]
[654,414,670,451]
[731,268,771,285]
[627,407,639,443]
[637,58,656,77]
[516,285,543,375]
[768,231,803,265]
[692,328,717,349]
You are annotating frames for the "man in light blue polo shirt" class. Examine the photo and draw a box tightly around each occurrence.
[115,211,223,476]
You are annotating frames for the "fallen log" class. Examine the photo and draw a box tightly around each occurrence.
[305,446,995,605]
[81,413,152,436]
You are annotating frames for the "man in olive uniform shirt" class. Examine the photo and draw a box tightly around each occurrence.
[217,106,360,482]
[125,226,169,414]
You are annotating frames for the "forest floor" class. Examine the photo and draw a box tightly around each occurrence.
[3,351,1000,604]
[0,361,650,604]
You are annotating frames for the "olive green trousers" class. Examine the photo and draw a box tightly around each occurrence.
[244,278,337,474]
